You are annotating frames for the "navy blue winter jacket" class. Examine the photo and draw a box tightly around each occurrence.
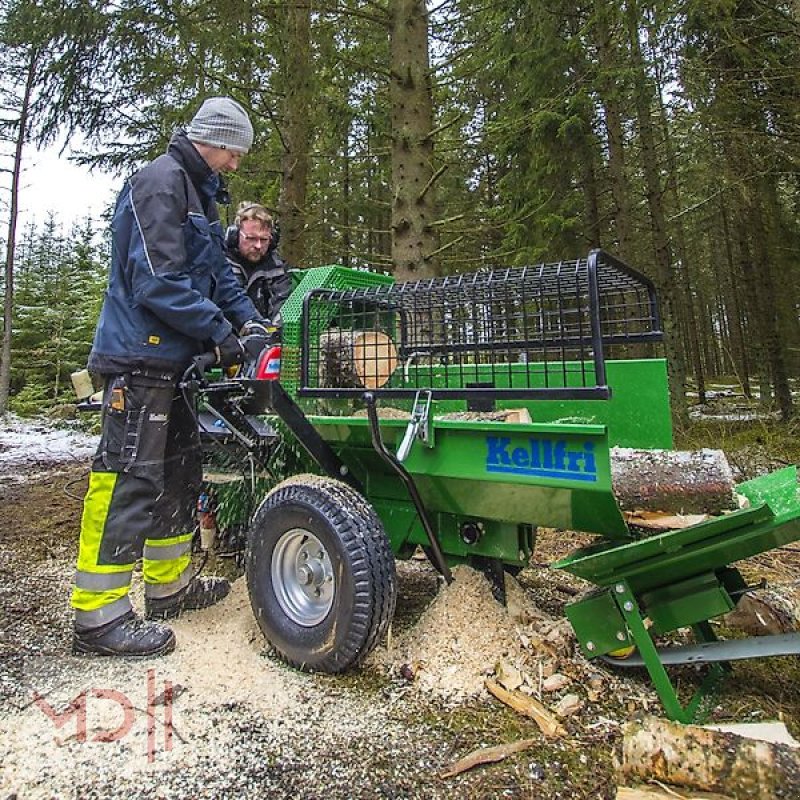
[88,131,260,376]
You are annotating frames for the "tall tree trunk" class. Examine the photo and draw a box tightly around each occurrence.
[730,194,773,408]
[0,51,37,416]
[592,2,632,259]
[749,182,793,419]
[278,0,312,267]
[624,0,687,421]
[341,119,352,268]
[389,0,439,280]
[650,35,704,404]
[718,193,751,397]
[580,127,602,250]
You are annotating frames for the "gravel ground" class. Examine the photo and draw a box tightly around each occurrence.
[0,452,619,800]
[2,415,800,799]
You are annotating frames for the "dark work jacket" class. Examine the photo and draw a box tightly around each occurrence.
[225,247,291,323]
[88,131,260,376]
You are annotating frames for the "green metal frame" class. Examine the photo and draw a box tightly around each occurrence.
[279,265,394,396]
[408,359,673,449]
[310,415,630,553]
[559,466,800,722]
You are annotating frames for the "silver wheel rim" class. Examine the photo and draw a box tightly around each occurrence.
[271,528,335,626]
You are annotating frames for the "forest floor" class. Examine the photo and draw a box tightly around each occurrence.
[1,403,800,800]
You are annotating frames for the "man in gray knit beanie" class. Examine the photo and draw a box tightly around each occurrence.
[186,96,254,153]
[71,96,267,658]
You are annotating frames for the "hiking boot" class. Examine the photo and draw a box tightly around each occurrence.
[73,611,176,657]
[145,576,231,621]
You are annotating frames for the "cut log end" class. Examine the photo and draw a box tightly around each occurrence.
[318,328,398,389]
[611,447,737,516]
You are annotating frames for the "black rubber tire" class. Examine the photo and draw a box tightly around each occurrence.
[246,474,397,673]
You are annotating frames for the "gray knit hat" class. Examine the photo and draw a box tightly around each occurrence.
[186,97,254,153]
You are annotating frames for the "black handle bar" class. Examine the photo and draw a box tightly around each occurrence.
[194,351,218,371]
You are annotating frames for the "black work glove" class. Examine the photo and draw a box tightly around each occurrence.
[239,319,271,338]
[214,332,245,368]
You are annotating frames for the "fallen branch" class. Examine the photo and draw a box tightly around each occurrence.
[439,737,538,778]
[616,786,733,799]
[485,679,567,738]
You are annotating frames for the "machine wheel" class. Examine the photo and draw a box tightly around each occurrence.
[246,474,397,673]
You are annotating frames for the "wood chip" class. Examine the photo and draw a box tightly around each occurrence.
[542,673,570,693]
[553,693,582,718]
[485,679,567,738]
[439,737,539,778]
[624,510,710,531]
[495,660,524,691]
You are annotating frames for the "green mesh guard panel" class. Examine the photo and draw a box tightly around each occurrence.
[280,266,394,397]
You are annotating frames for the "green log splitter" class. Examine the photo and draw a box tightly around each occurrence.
[190,249,800,722]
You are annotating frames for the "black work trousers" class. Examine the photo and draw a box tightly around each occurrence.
[71,371,202,628]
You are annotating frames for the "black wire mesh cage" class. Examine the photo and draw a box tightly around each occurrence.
[299,250,662,400]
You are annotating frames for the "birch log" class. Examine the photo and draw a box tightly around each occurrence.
[611,447,737,515]
[318,329,398,389]
[617,788,732,799]
[619,716,800,799]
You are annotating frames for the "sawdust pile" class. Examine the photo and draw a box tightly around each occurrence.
[1,578,306,796]
[371,565,575,701]
[167,578,295,710]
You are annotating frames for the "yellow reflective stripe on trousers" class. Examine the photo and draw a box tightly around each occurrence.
[142,532,193,586]
[71,471,134,613]
[73,594,132,627]
[71,585,132,614]
[75,471,118,572]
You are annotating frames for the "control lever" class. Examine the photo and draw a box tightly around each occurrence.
[396,390,432,462]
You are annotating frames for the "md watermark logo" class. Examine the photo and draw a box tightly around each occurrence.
[32,668,176,762]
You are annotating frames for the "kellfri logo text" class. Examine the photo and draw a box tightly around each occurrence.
[485,436,598,482]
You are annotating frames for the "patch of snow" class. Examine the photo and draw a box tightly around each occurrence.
[688,408,782,422]
[0,414,99,472]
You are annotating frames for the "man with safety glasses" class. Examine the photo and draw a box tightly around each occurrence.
[224,201,291,329]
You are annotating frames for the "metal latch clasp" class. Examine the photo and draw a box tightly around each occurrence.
[396,390,432,462]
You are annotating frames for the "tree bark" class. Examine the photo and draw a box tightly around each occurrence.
[620,716,800,799]
[718,194,751,397]
[625,0,687,423]
[0,50,37,416]
[278,0,312,268]
[592,2,632,260]
[389,0,439,280]
[611,447,737,515]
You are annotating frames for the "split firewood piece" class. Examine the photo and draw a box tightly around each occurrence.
[485,679,567,738]
[611,447,737,515]
[721,591,798,636]
[616,787,733,799]
[318,328,398,389]
[623,510,710,531]
[620,716,800,799]
[439,737,539,779]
